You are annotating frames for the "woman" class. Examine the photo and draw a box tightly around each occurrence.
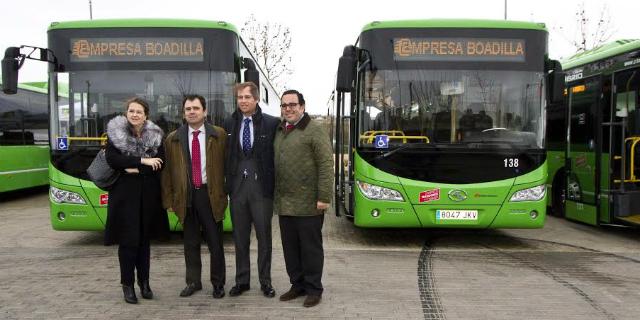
[105,97,170,304]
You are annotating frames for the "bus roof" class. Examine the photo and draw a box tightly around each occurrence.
[48,19,238,33]
[561,39,640,70]
[361,19,547,32]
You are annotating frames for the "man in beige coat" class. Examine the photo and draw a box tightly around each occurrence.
[274,89,333,308]
[162,94,227,299]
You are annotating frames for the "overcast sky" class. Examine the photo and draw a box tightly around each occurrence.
[2,0,637,114]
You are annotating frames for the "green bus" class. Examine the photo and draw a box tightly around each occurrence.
[2,19,279,231]
[333,19,564,228]
[0,82,53,192]
[547,39,640,226]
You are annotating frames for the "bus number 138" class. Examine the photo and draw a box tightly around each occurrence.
[504,158,519,168]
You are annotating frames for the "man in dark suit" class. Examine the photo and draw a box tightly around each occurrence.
[224,82,279,298]
[162,95,227,299]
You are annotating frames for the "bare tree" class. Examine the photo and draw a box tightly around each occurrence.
[557,1,615,53]
[240,14,293,93]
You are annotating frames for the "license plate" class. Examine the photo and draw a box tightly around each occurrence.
[436,210,478,220]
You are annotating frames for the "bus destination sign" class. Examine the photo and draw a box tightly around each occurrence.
[394,38,525,62]
[70,37,204,62]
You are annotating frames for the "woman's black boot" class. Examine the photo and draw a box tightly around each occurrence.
[138,280,153,299]
[122,285,138,304]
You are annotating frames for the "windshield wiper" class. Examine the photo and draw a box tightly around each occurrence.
[374,143,433,160]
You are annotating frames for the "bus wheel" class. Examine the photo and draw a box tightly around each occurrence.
[551,175,566,217]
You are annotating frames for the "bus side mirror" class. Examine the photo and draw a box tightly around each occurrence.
[546,59,565,105]
[2,47,21,95]
[336,45,357,93]
[242,57,260,91]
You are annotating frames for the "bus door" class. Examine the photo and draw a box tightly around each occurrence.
[610,67,640,224]
[334,90,354,218]
[565,77,600,225]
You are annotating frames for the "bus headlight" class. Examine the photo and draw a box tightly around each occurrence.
[50,186,86,204]
[356,181,404,201]
[510,185,546,202]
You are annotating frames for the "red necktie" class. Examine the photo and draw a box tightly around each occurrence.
[286,123,294,131]
[191,130,202,188]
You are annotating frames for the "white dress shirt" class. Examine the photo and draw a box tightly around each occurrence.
[188,124,207,183]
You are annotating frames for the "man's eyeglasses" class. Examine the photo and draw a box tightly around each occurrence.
[280,102,299,109]
[237,95,253,100]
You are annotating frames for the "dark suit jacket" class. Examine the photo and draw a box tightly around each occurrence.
[223,105,279,198]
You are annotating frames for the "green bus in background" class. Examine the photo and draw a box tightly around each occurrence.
[2,19,279,231]
[0,82,53,192]
[333,19,564,228]
[547,39,640,226]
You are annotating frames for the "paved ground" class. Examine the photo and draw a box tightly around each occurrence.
[1,187,639,319]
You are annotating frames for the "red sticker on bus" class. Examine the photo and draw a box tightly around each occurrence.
[99,194,109,206]
[419,189,440,202]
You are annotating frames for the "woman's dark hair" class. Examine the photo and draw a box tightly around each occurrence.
[281,89,305,106]
[125,97,150,116]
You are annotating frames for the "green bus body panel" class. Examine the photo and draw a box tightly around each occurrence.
[562,39,640,70]
[0,82,48,93]
[599,154,611,224]
[17,82,48,93]
[565,201,598,225]
[50,179,104,231]
[352,152,546,228]
[48,19,238,33]
[546,150,565,206]
[49,164,232,231]
[362,19,547,32]
[0,146,49,192]
[568,151,598,204]
[0,82,50,193]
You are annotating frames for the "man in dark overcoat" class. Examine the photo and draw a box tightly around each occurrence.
[223,82,279,298]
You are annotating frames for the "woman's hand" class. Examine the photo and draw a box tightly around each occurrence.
[141,157,163,171]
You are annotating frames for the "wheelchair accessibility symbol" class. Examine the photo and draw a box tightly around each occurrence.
[57,137,68,150]
[374,135,389,149]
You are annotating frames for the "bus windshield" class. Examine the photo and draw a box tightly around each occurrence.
[358,69,545,150]
[50,70,236,150]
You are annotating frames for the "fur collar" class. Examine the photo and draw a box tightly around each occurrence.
[107,115,164,157]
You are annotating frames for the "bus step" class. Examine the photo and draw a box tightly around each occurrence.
[612,190,640,217]
[617,214,640,225]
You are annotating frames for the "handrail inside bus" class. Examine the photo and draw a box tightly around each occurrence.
[359,131,430,144]
[614,136,640,183]
[56,134,108,146]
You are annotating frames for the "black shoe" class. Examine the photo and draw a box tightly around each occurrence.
[303,295,322,307]
[279,288,305,301]
[229,284,250,297]
[137,280,153,299]
[212,285,225,299]
[261,284,276,298]
[179,282,202,297]
[122,285,138,304]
